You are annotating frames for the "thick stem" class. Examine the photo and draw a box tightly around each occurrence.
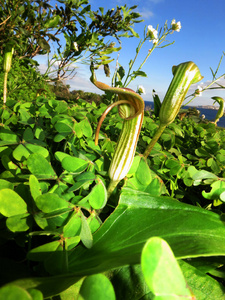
[107,180,120,199]
[143,123,167,159]
[3,71,8,104]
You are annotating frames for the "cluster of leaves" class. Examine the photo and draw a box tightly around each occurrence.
[135,110,225,206]
[0,0,142,80]
[1,92,225,298]
[0,56,55,102]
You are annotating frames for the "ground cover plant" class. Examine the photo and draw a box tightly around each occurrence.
[1,1,225,299]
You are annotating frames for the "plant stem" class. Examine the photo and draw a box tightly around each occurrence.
[123,39,145,87]
[143,123,167,158]
[3,71,8,104]
[107,179,120,199]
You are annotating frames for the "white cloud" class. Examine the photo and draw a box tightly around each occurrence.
[137,8,154,19]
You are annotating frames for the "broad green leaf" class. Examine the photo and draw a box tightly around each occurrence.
[88,181,107,210]
[27,153,57,179]
[0,128,20,146]
[68,188,225,274]
[136,158,152,185]
[192,170,218,181]
[127,155,141,176]
[34,193,73,213]
[6,213,31,232]
[110,265,153,300]
[74,122,83,138]
[79,119,93,137]
[80,212,93,249]
[29,175,42,200]
[27,288,43,300]
[62,156,89,173]
[9,188,225,298]
[141,237,193,299]
[0,189,27,217]
[0,285,32,300]
[66,236,81,250]
[55,121,73,133]
[63,212,82,238]
[55,151,71,162]
[13,144,30,160]
[0,178,13,190]
[179,260,225,300]
[23,128,34,141]
[77,274,116,300]
[28,241,60,261]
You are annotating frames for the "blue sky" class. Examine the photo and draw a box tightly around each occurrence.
[39,0,225,106]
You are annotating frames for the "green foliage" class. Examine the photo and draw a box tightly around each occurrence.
[0,94,225,299]
[0,56,55,102]
[1,3,225,298]
[0,0,142,80]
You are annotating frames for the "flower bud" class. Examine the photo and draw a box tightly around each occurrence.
[3,43,14,73]
[159,61,203,126]
[212,96,224,124]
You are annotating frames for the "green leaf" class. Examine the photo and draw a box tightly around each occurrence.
[88,180,107,210]
[38,37,50,51]
[127,155,141,176]
[179,260,225,300]
[0,285,33,300]
[55,121,73,133]
[63,212,82,238]
[110,265,153,300]
[0,189,27,217]
[34,193,73,213]
[62,156,89,173]
[28,241,60,262]
[29,175,42,200]
[6,213,32,232]
[0,179,14,190]
[68,188,225,274]
[141,237,193,299]
[136,158,151,185]
[79,119,93,137]
[27,288,43,300]
[27,153,57,179]
[9,189,225,298]
[77,274,116,300]
[80,212,93,249]
[13,144,49,161]
[0,128,20,146]
[202,181,225,201]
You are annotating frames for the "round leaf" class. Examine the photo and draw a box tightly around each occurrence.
[27,153,57,179]
[78,274,116,300]
[6,213,31,232]
[0,189,27,217]
[88,181,107,210]
[34,193,73,213]
[136,158,152,185]
[62,156,89,173]
[0,285,32,300]
[0,179,13,190]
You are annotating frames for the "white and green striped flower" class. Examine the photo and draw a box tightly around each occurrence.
[90,68,144,196]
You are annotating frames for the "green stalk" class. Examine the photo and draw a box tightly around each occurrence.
[3,43,14,104]
[143,124,166,158]
[3,71,8,104]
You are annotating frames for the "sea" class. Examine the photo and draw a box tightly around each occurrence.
[145,101,225,128]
